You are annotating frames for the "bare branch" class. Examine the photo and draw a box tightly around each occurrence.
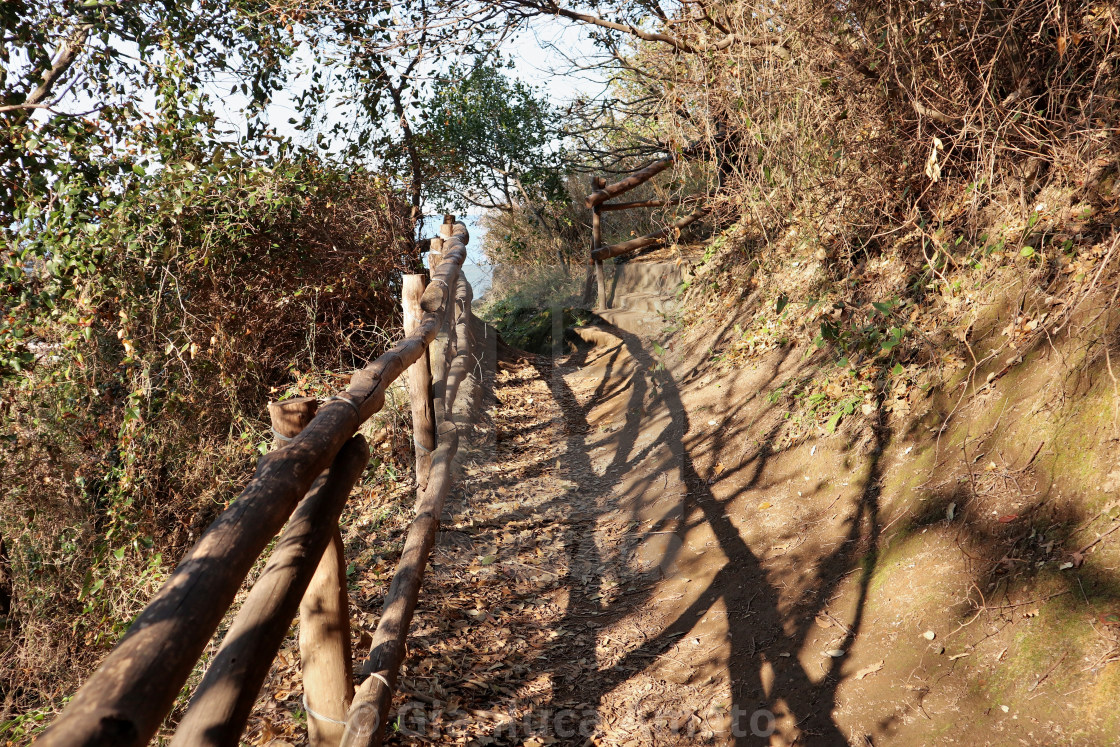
[11,24,92,113]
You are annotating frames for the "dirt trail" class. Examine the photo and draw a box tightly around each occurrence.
[351,306,1120,747]
[366,322,850,746]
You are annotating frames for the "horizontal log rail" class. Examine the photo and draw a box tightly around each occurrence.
[342,420,459,747]
[599,197,674,212]
[583,137,707,208]
[584,155,677,208]
[40,215,481,747]
[584,136,711,309]
[591,206,708,262]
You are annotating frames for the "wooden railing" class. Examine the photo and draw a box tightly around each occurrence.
[585,144,708,309]
[40,216,479,747]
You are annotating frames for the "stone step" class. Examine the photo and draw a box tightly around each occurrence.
[614,291,678,315]
[608,260,684,300]
[594,308,666,337]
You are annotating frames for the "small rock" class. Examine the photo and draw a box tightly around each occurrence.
[932,644,945,655]
[824,649,845,658]
[923,630,936,640]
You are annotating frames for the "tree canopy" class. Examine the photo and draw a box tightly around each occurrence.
[413,63,566,212]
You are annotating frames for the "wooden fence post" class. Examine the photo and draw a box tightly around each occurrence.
[270,400,354,747]
[591,177,608,310]
[402,274,436,490]
[300,530,353,747]
[268,397,318,444]
[580,261,596,306]
[170,436,370,747]
[430,217,457,424]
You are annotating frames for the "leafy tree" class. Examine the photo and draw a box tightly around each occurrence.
[414,63,567,213]
[1,0,303,378]
[0,0,295,220]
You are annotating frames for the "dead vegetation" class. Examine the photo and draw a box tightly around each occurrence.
[0,164,417,734]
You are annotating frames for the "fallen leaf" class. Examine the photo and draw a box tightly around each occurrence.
[758,501,772,510]
[854,659,884,680]
[1097,612,1120,626]
[998,514,1019,523]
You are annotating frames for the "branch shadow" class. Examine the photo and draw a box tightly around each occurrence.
[518,320,891,744]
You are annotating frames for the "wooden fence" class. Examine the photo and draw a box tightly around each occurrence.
[40,216,478,747]
[585,144,708,309]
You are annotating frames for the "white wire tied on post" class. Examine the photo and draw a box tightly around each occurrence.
[336,673,392,747]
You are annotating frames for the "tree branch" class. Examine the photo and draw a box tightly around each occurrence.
[11,24,92,113]
[514,1,737,53]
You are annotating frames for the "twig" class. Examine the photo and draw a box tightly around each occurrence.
[986,589,1069,611]
[1077,521,1120,555]
[823,612,853,636]
[1012,441,1045,473]
[1027,651,1068,694]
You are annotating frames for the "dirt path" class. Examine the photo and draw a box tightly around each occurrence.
[367,323,839,746]
[348,311,1120,747]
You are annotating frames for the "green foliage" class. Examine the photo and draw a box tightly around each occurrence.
[0,699,64,742]
[482,301,595,355]
[812,299,908,361]
[479,261,590,353]
[413,62,568,212]
[479,175,592,269]
[0,5,439,719]
[0,0,297,223]
[824,397,861,434]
